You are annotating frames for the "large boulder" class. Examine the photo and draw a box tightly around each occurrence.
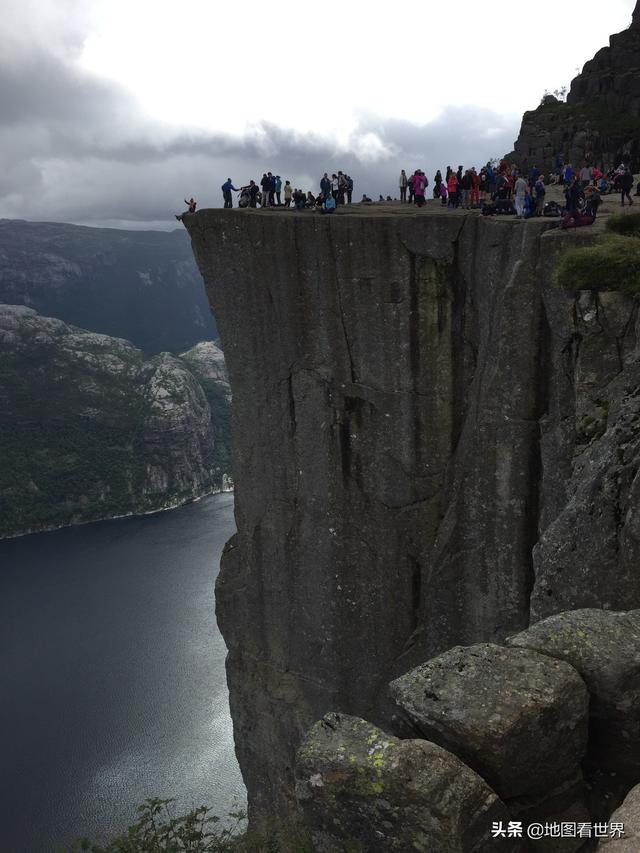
[507,609,640,778]
[389,644,589,799]
[598,782,640,851]
[295,712,516,853]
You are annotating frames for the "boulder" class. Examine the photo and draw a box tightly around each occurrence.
[389,644,589,799]
[295,712,517,853]
[599,783,640,851]
[507,609,640,778]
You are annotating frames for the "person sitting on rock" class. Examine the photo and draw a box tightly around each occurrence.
[322,195,337,215]
[239,181,259,208]
[175,197,197,220]
[361,194,373,204]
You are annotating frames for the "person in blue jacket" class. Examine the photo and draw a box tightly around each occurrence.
[221,179,239,209]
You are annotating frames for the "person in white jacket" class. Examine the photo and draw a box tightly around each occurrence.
[399,169,408,202]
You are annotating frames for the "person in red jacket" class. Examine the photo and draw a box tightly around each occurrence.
[447,173,458,209]
[470,168,480,206]
[175,198,196,220]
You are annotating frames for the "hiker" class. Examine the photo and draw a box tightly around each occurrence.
[434,169,443,199]
[175,198,196,220]
[240,181,259,207]
[331,174,339,202]
[337,171,348,204]
[345,174,354,204]
[407,172,416,204]
[565,176,584,216]
[268,172,276,206]
[534,176,546,216]
[470,169,480,207]
[399,169,408,202]
[284,180,293,207]
[322,194,337,215]
[361,193,373,204]
[620,168,634,206]
[439,183,448,205]
[584,185,602,218]
[514,174,529,217]
[221,179,239,209]
[413,170,428,207]
[447,171,458,208]
[275,176,283,205]
[460,170,473,209]
[260,174,271,206]
[580,164,593,188]
[320,173,331,196]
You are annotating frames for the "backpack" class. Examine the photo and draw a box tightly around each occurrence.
[543,201,562,217]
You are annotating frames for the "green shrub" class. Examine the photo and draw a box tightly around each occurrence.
[606,211,640,238]
[59,799,245,853]
[557,234,640,295]
[58,799,314,853]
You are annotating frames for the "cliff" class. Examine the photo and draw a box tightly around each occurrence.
[0,219,217,353]
[0,305,229,538]
[185,206,640,832]
[509,3,640,171]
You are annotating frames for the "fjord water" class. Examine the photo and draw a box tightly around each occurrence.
[0,493,244,853]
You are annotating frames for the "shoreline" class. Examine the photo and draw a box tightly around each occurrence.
[0,485,235,543]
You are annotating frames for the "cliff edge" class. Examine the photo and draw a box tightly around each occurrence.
[185,207,640,828]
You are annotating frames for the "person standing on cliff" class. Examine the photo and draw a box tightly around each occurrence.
[620,168,634,206]
[345,174,354,204]
[413,170,427,207]
[447,171,458,209]
[407,172,416,204]
[275,176,283,205]
[320,173,331,197]
[434,170,443,199]
[260,174,270,207]
[399,169,408,202]
[514,174,529,217]
[221,179,239,209]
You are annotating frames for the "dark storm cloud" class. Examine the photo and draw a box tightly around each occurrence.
[0,41,519,228]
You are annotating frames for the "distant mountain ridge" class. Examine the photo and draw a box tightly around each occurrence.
[0,219,217,354]
[0,305,229,539]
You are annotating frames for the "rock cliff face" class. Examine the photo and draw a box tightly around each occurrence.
[185,208,640,828]
[509,5,640,171]
[0,305,226,538]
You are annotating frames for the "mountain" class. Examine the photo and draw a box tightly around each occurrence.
[0,305,228,539]
[0,219,217,354]
[508,2,640,172]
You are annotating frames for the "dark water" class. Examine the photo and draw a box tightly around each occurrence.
[0,493,245,853]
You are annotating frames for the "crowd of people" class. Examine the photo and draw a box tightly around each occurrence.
[176,158,636,225]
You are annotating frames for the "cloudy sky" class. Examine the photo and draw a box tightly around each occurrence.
[0,0,635,229]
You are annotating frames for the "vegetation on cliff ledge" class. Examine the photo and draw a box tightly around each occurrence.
[557,232,640,295]
[60,799,313,853]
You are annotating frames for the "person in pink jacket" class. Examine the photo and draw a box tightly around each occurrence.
[413,170,428,207]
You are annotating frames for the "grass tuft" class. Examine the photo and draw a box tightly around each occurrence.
[557,234,640,295]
